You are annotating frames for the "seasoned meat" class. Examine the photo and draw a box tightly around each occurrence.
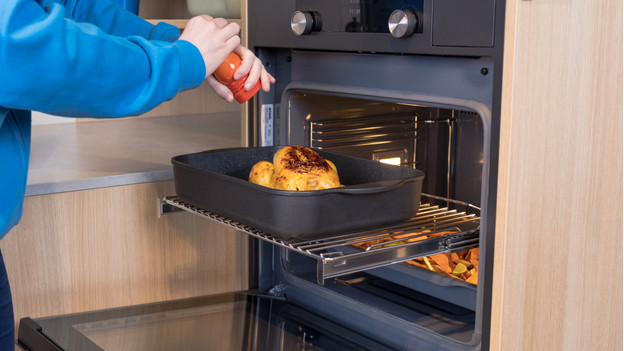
[249,146,342,191]
[249,160,275,188]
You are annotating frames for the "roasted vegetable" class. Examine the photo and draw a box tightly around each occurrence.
[353,230,479,285]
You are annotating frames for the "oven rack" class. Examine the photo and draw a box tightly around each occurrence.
[160,194,480,284]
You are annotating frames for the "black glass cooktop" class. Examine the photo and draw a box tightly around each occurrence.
[18,291,396,351]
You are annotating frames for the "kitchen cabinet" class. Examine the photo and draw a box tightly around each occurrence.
[492,0,622,350]
[0,113,249,340]
[138,0,192,19]
[0,181,249,325]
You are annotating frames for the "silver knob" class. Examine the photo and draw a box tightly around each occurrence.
[388,9,418,38]
[291,11,321,35]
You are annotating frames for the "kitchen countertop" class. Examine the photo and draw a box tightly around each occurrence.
[26,113,242,196]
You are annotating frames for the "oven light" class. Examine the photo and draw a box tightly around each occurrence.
[379,157,402,165]
[373,149,408,166]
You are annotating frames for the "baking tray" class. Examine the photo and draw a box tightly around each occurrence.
[172,146,425,240]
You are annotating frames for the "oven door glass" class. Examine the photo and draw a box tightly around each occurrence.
[18,292,396,351]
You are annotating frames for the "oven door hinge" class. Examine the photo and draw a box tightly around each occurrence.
[17,318,63,351]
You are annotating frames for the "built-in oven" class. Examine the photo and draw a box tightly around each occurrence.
[17,0,505,350]
[242,0,504,349]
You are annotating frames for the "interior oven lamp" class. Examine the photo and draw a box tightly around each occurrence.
[373,149,408,166]
[378,157,402,165]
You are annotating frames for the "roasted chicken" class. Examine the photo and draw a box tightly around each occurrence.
[249,146,342,191]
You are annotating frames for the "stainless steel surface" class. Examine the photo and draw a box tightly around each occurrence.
[388,10,418,38]
[309,113,417,150]
[291,11,314,36]
[161,194,479,284]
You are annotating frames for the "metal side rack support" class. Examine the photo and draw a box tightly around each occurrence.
[160,194,480,285]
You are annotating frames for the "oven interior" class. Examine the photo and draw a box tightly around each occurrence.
[285,92,483,206]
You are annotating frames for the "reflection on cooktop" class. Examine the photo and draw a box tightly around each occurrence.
[19,292,396,351]
[73,303,245,350]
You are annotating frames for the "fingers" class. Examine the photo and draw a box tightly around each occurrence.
[261,71,276,92]
[241,56,262,88]
[232,46,255,80]
[210,17,229,28]
[179,15,274,97]
[206,76,234,102]
[179,17,241,79]
[233,46,276,92]
[191,15,235,32]
[223,33,241,54]
[245,57,275,92]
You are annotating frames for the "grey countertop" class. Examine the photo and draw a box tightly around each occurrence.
[26,113,242,196]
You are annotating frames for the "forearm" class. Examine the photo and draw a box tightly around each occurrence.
[44,0,180,41]
[0,1,205,117]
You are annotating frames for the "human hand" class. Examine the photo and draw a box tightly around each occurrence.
[206,46,276,102]
[178,15,241,80]
[232,46,276,93]
[179,16,274,102]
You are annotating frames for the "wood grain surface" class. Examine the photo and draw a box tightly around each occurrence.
[492,0,622,350]
[0,181,249,329]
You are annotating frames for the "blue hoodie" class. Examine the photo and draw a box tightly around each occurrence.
[0,0,207,239]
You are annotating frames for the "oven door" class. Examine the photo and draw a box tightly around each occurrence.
[17,291,397,351]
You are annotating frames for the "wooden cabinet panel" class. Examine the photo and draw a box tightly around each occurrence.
[139,0,192,19]
[0,181,249,327]
[492,0,622,350]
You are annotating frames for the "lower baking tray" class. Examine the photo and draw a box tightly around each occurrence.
[172,146,425,240]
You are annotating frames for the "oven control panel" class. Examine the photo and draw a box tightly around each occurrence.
[290,10,322,36]
[293,0,423,34]
[387,9,418,38]
[250,0,500,55]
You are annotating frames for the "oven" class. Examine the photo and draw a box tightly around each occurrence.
[242,0,504,349]
[17,0,505,350]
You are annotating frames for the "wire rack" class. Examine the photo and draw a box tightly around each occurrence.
[161,193,480,284]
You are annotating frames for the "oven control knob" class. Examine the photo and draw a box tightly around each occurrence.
[291,11,322,36]
[388,9,418,38]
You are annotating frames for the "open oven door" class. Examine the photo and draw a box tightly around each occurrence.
[17,291,398,351]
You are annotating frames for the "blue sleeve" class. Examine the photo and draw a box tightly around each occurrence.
[48,0,181,42]
[0,0,205,117]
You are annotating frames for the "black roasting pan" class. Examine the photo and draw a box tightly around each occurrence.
[172,146,425,240]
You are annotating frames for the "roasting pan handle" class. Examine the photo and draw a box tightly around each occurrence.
[331,178,416,194]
